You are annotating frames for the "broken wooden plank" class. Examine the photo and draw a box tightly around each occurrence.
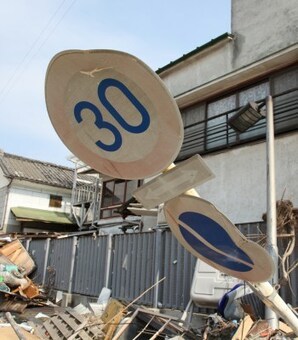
[87,325,105,338]
[28,322,50,340]
[66,308,87,324]
[232,315,254,340]
[133,307,189,337]
[77,329,93,340]
[51,315,73,338]
[247,320,271,338]
[43,319,62,340]
[279,321,294,335]
[112,308,140,340]
[134,315,155,340]
[21,281,39,299]
[0,240,35,274]
[0,300,28,313]
[150,319,171,340]
[59,312,85,331]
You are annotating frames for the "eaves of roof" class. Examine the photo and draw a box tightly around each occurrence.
[0,151,95,189]
[11,206,74,224]
[156,33,234,74]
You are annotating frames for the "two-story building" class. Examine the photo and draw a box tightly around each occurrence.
[0,150,98,233]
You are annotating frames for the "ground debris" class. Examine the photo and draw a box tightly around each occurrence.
[199,312,298,340]
[0,238,40,304]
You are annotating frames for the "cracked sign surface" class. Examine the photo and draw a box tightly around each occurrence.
[164,194,275,282]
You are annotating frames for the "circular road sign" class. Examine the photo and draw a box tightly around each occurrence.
[45,49,183,180]
[164,194,275,283]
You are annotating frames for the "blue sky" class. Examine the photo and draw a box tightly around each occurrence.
[0,0,231,167]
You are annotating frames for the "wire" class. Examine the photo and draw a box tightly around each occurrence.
[0,0,77,103]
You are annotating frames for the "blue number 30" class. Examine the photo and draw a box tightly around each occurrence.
[74,78,151,152]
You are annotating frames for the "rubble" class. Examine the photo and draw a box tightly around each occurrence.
[0,236,296,339]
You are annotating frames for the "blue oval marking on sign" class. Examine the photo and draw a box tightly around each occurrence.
[179,211,254,272]
[74,100,122,152]
[74,78,150,152]
[98,78,151,134]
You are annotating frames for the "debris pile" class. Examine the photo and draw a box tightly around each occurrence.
[0,236,296,339]
[0,298,199,339]
[0,239,38,299]
[200,313,296,339]
[0,297,296,339]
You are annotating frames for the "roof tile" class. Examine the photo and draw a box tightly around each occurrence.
[0,152,94,189]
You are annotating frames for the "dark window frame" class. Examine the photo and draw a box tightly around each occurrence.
[100,179,142,219]
[49,194,62,208]
[178,65,298,161]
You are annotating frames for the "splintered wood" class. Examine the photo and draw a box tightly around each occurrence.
[0,239,35,275]
[232,315,254,340]
[29,308,104,340]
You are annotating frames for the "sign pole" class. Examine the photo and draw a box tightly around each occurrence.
[265,95,279,329]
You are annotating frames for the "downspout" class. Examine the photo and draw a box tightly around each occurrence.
[68,236,78,293]
[0,178,13,230]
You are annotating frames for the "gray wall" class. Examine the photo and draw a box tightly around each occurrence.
[231,0,298,68]
[198,133,298,224]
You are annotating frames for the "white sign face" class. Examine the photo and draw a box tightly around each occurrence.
[164,195,275,283]
[133,154,215,209]
[45,49,184,179]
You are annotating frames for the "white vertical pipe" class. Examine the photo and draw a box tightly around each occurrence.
[153,228,162,308]
[104,233,113,288]
[248,281,298,335]
[265,95,279,329]
[68,236,78,293]
[42,238,51,286]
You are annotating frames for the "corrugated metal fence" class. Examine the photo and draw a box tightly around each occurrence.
[27,229,198,311]
[27,226,298,311]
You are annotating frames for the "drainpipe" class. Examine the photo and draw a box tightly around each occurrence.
[153,228,163,308]
[104,234,113,288]
[42,238,51,286]
[25,238,31,252]
[68,236,78,293]
[0,178,13,230]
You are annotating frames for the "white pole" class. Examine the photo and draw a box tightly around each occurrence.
[265,95,279,329]
[247,281,298,335]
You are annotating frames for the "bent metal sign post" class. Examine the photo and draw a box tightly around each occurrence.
[45,49,274,283]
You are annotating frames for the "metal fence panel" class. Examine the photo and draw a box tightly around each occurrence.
[160,230,197,310]
[72,235,109,296]
[23,226,298,313]
[111,232,155,305]
[45,237,75,291]
[28,239,49,284]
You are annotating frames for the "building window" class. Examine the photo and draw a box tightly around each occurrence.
[206,94,237,149]
[178,65,298,161]
[49,195,62,208]
[100,179,142,219]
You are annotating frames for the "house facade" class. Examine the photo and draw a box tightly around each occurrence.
[92,0,297,234]
[0,150,97,233]
[156,0,297,226]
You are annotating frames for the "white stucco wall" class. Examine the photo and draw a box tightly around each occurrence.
[153,0,298,229]
[159,0,297,107]
[161,41,234,98]
[231,0,298,69]
[197,132,298,224]
[1,181,72,231]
